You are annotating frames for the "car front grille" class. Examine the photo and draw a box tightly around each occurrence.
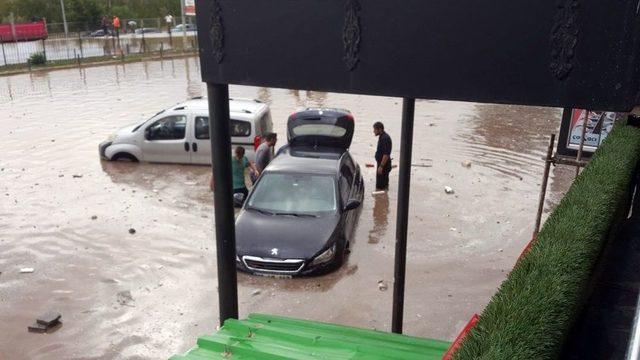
[242,256,304,274]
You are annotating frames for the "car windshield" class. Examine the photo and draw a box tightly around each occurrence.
[247,173,337,214]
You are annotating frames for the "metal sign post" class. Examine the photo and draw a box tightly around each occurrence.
[180,0,188,51]
[392,98,416,334]
[207,83,239,324]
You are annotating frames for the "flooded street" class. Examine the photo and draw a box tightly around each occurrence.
[0,58,571,359]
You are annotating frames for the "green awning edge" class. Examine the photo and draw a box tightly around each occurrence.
[171,313,451,359]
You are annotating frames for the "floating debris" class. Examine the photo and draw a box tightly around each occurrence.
[117,290,134,306]
[28,311,61,333]
[377,280,388,291]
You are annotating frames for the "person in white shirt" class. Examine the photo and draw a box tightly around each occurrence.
[164,14,174,34]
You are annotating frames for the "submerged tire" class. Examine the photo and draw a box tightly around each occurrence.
[112,152,138,162]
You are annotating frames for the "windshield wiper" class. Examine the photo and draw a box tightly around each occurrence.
[275,212,317,218]
[247,207,274,216]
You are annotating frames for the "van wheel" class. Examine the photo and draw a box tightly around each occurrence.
[112,153,138,162]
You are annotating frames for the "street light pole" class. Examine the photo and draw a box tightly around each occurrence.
[180,0,187,51]
[60,0,70,59]
[60,0,69,38]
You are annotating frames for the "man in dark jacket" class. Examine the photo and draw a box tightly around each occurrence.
[373,122,392,191]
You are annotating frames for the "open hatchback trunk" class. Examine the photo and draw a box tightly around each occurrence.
[287,108,355,149]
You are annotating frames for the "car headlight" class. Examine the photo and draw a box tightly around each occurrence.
[107,133,117,141]
[310,245,336,266]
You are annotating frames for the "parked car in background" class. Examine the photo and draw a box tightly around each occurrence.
[88,29,114,37]
[99,98,273,164]
[235,108,364,276]
[134,28,161,35]
[171,23,197,33]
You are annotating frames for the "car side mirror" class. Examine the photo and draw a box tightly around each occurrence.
[344,199,361,211]
[233,193,246,208]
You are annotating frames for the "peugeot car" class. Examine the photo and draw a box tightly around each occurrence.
[235,108,364,276]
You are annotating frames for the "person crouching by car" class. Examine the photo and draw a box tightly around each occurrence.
[232,146,259,200]
[210,146,259,199]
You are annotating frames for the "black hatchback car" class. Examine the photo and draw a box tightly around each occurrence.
[235,108,365,276]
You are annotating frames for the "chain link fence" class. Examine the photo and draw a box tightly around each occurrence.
[0,18,198,69]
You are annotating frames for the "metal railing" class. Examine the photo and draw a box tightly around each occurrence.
[1,18,198,70]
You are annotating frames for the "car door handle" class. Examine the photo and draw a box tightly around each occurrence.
[184,142,189,152]
[192,143,198,152]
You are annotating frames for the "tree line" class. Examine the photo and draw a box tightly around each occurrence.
[0,0,182,28]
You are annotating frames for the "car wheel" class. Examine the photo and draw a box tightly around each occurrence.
[112,152,139,162]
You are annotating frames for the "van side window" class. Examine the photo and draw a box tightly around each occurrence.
[195,117,251,139]
[231,120,251,137]
[145,115,186,141]
[259,112,273,134]
[195,116,209,139]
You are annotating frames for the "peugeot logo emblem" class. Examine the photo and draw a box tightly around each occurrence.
[271,248,279,256]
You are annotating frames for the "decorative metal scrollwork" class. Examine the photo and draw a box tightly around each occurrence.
[209,0,225,64]
[550,0,579,80]
[343,0,361,71]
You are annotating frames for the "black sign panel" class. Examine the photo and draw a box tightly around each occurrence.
[196,0,640,111]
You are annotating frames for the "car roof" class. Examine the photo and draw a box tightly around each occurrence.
[171,97,268,117]
[265,146,345,175]
[292,107,351,119]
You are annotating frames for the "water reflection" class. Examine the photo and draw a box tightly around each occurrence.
[5,76,13,101]
[184,58,202,98]
[455,103,563,180]
[257,87,272,104]
[287,89,328,108]
[368,193,389,244]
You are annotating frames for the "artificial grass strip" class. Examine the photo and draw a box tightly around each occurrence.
[454,124,640,360]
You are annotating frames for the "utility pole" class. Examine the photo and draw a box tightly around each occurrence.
[180,0,187,51]
[9,12,17,42]
[60,0,69,38]
[60,0,70,59]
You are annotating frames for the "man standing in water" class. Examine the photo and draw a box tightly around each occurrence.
[165,14,174,34]
[373,122,392,191]
[255,133,278,174]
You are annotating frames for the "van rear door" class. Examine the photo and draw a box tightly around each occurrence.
[287,108,354,149]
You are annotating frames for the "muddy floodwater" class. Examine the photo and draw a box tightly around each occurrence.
[0,58,574,359]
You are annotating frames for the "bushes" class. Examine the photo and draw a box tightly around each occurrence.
[453,123,640,359]
[28,52,46,66]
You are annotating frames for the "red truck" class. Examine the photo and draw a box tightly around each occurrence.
[0,19,48,42]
